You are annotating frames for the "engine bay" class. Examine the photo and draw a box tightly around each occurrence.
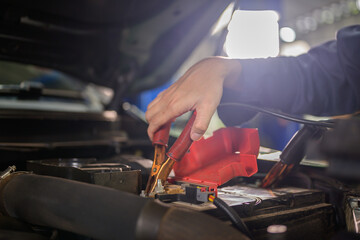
[0,1,359,239]
[0,107,358,240]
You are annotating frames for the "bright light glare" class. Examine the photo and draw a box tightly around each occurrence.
[280,41,310,57]
[211,3,234,35]
[280,27,296,42]
[225,10,279,59]
[357,0,360,10]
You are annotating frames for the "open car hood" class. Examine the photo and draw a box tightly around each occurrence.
[0,0,233,95]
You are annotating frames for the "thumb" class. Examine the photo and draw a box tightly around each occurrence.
[190,107,215,141]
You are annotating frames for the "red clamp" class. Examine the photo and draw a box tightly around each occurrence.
[152,122,171,147]
[167,112,196,161]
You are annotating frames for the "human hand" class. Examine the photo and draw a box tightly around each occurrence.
[145,57,242,141]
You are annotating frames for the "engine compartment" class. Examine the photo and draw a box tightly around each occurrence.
[0,1,359,239]
[0,107,358,240]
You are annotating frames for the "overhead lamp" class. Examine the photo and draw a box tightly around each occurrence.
[225,10,279,59]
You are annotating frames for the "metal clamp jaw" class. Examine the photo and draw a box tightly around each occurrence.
[145,111,197,196]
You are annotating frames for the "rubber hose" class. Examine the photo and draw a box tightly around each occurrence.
[0,173,249,240]
[0,173,158,240]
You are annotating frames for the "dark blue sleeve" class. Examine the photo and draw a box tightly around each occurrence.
[220,25,360,119]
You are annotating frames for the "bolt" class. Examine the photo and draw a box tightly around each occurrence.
[0,165,16,180]
[153,168,157,172]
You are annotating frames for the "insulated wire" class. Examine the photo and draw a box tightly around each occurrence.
[209,196,253,239]
[208,103,334,237]
[219,103,335,128]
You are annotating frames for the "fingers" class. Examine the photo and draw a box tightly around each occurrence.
[146,80,193,141]
[190,103,217,141]
[146,110,174,142]
[145,57,233,142]
[146,91,165,110]
[146,94,190,141]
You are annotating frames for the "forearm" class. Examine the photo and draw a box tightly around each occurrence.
[220,25,360,120]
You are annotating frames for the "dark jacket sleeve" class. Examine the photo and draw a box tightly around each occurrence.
[219,25,360,125]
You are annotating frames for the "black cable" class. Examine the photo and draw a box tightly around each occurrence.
[219,103,335,128]
[212,197,253,239]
